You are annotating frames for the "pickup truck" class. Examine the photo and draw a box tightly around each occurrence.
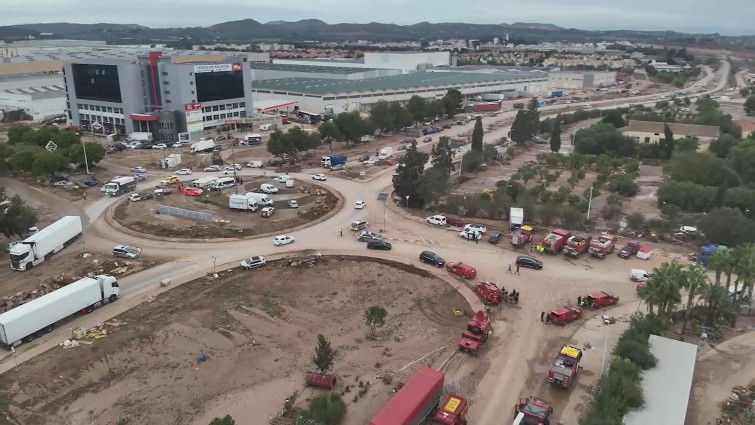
[619,240,640,259]
[548,306,582,325]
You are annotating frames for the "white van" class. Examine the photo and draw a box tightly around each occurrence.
[285,179,295,188]
[631,269,649,282]
[260,183,279,194]
[212,177,237,191]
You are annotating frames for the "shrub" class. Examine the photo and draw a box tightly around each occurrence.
[607,173,639,197]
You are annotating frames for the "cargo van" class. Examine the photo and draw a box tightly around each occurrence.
[212,177,237,190]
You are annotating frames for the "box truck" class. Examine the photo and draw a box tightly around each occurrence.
[245,192,273,207]
[229,194,259,211]
[9,216,82,271]
[378,147,393,160]
[103,176,137,196]
[0,275,120,347]
[190,138,216,153]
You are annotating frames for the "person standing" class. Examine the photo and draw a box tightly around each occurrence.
[540,311,545,322]
[577,295,582,306]
[507,264,513,274]
[516,264,520,275]
[475,233,479,244]
[339,228,343,237]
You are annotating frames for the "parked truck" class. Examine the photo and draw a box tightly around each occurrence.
[540,228,572,254]
[228,194,259,211]
[0,274,120,347]
[509,207,524,230]
[369,366,469,425]
[103,176,137,196]
[379,147,393,160]
[473,102,502,113]
[9,216,82,271]
[475,93,506,102]
[458,310,491,354]
[618,240,640,259]
[589,233,617,258]
[190,138,216,154]
[321,155,347,168]
[548,90,564,98]
[513,397,553,425]
[511,225,534,248]
[547,345,583,388]
[245,192,273,207]
[563,233,592,258]
[191,176,218,189]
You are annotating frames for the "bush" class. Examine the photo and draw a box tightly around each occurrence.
[607,173,639,197]
[461,150,484,172]
[626,212,645,230]
[298,393,347,425]
[657,181,717,212]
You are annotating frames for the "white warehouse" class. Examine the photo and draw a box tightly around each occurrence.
[549,70,617,89]
[0,73,66,120]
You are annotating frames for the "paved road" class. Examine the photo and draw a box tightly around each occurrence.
[0,61,731,422]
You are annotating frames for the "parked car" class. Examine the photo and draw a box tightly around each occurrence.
[488,232,503,244]
[178,185,203,196]
[312,174,327,181]
[172,141,186,148]
[112,245,141,259]
[288,200,299,208]
[131,166,146,173]
[357,231,383,242]
[128,192,153,202]
[464,223,487,234]
[396,145,407,151]
[240,256,266,269]
[446,262,477,279]
[459,229,481,240]
[81,177,99,187]
[401,138,416,144]
[331,164,345,171]
[176,168,192,175]
[152,143,168,150]
[357,154,371,162]
[516,255,543,270]
[223,164,242,174]
[203,165,221,172]
[351,220,369,231]
[367,240,392,250]
[419,251,445,267]
[354,200,366,209]
[445,215,465,227]
[260,206,275,217]
[426,215,447,226]
[133,173,147,182]
[247,160,264,168]
[422,136,433,143]
[273,235,295,246]
[260,184,279,194]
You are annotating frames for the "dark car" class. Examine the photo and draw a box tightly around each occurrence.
[419,251,446,267]
[488,232,503,244]
[367,240,392,250]
[445,215,465,227]
[358,154,371,162]
[516,255,543,270]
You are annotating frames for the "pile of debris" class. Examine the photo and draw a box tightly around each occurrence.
[278,254,323,269]
[60,319,126,348]
[719,385,755,424]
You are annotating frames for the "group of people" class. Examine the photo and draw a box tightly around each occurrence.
[577,295,593,309]
[500,287,519,304]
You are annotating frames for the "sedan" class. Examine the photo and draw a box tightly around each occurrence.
[161,175,179,185]
[516,255,543,270]
[203,165,222,172]
[240,256,266,269]
[459,229,481,240]
[273,235,295,246]
[419,251,445,267]
[131,166,147,173]
[312,174,327,181]
[422,136,433,143]
[464,223,487,234]
[176,168,192,175]
[288,200,299,208]
[357,154,371,162]
[367,240,392,250]
[354,200,366,209]
[172,142,186,148]
[133,173,147,182]
[152,143,168,150]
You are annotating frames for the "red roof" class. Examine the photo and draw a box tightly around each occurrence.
[734,118,755,132]
[369,366,444,425]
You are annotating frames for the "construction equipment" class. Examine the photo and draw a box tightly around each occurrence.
[458,311,491,354]
[547,345,583,388]
[513,396,553,425]
[474,281,502,305]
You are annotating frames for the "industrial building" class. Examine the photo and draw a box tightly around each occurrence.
[620,120,720,143]
[249,63,401,81]
[0,73,66,121]
[274,51,455,73]
[62,51,254,141]
[252,71,548,115]
[549,70,617,89]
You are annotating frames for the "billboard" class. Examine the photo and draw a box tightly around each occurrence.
[193,63,242,73]
[184,103,203,135]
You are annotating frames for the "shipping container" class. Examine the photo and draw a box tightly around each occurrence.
[369,366,444,425]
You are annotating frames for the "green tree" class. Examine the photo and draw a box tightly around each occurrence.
[7,125,34,144]
[312,334,337,373]
[699,281,736,328]
[471,116,483,153]
[389,102,413,132]
[298,393,347,425]
[707,247,732,287]
[607,173,639,196]
[744,95,755,115]
[510,110,530,145]
[406,95,427,124]
[0,187,37,237]
[441,88,463,116]
[667,151,738,187]
[730,139,755,184]
[549,116,561,153]
[68,142,106,167]
[674,136,699,153]
[708,134,739,159]
[419,167,450,206]
[639,261,684,315]
[364,305,388,338]
[426,99,444,120]
[369,100,393,132]
[10,146,39,172]
[699,208,755,247]
[526,98,540,137]
[318,121,341,152]
[266,130,294,157]
[392,141,429,208]
[461,150,483,173]
[574,122,637,157]
[660,123,675,159]
[430,136,454,174]
[31,150,65,178]
[333,111,370,146]
[209,415,235,425]
[679,265,708,341]
[601,109,626,128]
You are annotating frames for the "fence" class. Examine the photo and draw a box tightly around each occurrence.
[156,205,215,222]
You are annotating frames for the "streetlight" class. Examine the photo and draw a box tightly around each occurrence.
[600,321,611,377]
[81,139,90,175]
[405,195,410,209]
[586,186,594,221]
[211,256,217,275]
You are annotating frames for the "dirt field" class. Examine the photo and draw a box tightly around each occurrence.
[0,256,475,425]
[112,178,338,239]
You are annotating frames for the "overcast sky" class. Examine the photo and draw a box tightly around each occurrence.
[3,0,753,35]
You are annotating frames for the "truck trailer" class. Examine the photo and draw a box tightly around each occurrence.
[103,176,137,196]
[9,216,82,271]
[190,138,216,154]
[0,274,120,347]
[229,194,259,211]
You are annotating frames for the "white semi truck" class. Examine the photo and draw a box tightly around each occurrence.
[0,275,120,347]
[103,176,137,196]
[9,216,82,271]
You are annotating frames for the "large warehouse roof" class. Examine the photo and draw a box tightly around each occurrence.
[253,71,546,95]
[249,62,380,74]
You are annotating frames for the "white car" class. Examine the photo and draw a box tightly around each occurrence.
[312,174,327,181]
[247,160,263,168]
[176,168,192,175]
[459,229,481,240]
[240,256,266,269]
[273,235,295,246]
[464,223,487,234]
[274,174,292,183]
[288,200,299,208]
[426,215,447,226]
[152,143,168,150]
[203,165,221,172]
[172,142,186,148]
[260,184,279,194]
[355,200,366,209]
[130,166,146,173]
[223,164,242,174]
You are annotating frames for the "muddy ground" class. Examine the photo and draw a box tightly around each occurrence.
[113,178,337,239]
[0,256,476,425]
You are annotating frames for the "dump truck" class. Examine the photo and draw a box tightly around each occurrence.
[190,138,216,154]
[458,311,491,354]
[369,366,469,425]
[563,233,592,258]
[547,345,583,388]
[618,240,640,259]
[321,155,347,168]
[589,233,617,259]
[513,396,553,425]
[473,102,502,112]
[511,225,534,247]
[474,281,502,305]
[0,274,120,347]
[540,228,571,254]
[9,216,82,271]
[103,176,137,196]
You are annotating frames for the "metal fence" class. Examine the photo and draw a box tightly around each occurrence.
[156,205,215,222]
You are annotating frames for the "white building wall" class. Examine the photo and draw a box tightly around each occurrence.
[0,93,66,120]
[272,59,367,69]
[363,52,451,72]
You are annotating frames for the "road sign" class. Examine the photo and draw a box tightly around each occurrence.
[377,192,389,201]
[45,141,57,152]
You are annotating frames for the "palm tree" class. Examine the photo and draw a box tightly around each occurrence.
[732,244,755,305]
[699,281,736,328]
[707,248,731,286]
[679,265,708,341]
[639,261,684,315]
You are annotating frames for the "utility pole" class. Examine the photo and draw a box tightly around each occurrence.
[586,186,593,221]
[82,139,90,175]
[600,322,610,377]
[231,142,239,194]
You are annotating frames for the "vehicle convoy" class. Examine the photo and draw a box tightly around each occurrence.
[103,176,137,196]
[369,366,469,425]
[321,155,347,168]
[9,216,82,271]
[511,225,534,247]
[474,281,502,305]
[547,345,583,388]
[563,233,592,258]
[589,233,617,258]
[190,138,216,154]
[548,306,582,325]
[619,240,640,259]
[458,310,491,354]
[0,275,120,347]
[540,228,572,254]
[582,291,620,308]
[513,396,553,425]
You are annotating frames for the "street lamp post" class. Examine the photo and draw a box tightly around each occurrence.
[405,196,410,209]
[600,321,611,377]
[82,139,90,175]
[586,186,594,221]
[211,256,217,275]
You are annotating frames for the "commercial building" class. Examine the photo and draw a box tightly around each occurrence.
[621,120,720,144]
[649,59,684,73]
[249,63,401,81]
[63,51,253,141]
[549,70,617,89]
[0,73,66,120]
[252,71,547,115]
[624,335,696,425]
[274,52,454,73]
